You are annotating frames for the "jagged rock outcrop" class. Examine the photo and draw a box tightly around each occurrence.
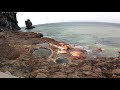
[25,19,35,29]
[0,12,21,31]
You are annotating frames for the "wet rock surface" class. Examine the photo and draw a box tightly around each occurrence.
[56,57,68,64]
[0,31,120,78]
[33,48,52,58]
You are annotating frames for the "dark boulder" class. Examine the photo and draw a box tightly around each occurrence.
[36,33,43,37]
[0,12,21,31]
[25,19,35,29]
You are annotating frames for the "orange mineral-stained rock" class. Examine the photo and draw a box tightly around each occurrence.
[57,50,67,54]
[56,44,70,54]
[57,46,67,50]
[70,49,87,60]
[58,43,69,50]
[59,42,65,46]
[70,51,81,57]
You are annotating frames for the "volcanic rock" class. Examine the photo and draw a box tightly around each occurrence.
[0,12,21,31]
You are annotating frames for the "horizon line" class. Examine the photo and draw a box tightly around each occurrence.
[20,21,120,27]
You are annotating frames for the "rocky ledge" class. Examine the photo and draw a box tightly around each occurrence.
[0,30,120,78]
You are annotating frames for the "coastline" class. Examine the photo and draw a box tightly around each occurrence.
[0,28,120,78]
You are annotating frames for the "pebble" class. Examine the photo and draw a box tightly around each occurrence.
[83,71,92,75]
[81,65,92,71]
[112,69,120,74]
[36,73,47,78]
[94,68,102,73]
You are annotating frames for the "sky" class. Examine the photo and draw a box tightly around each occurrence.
[17,12,120,27]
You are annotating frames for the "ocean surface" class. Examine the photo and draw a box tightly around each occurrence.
[20,22,120,57]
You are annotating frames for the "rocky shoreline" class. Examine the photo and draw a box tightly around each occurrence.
[0,29,120,78]
[0,13,120,78]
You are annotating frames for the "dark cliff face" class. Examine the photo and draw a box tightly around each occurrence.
[0,12,21,31]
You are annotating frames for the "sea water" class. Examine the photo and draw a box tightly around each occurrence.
[20,22,120,57]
